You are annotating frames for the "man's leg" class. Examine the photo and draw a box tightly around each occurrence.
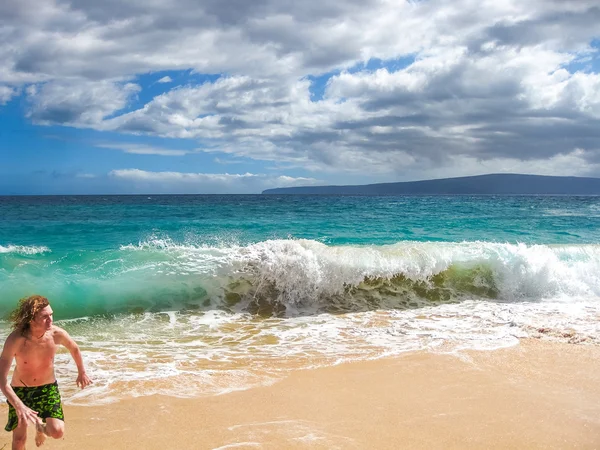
[43,418,64,439]
[34,382,65,446]
[11,421,27,450]
[36,417,64,446]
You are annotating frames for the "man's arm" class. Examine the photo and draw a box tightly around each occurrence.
[54,327,93,389]
[0,333,40,425]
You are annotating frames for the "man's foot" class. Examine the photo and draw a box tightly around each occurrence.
[35,421,47,447]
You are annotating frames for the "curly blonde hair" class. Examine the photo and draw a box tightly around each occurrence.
[10,295,50,334]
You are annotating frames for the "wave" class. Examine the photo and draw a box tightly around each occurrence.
[221,239,600,315]
[1,239,600,318]
[0,244,51,255]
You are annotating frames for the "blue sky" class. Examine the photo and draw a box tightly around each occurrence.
[1,0,599,194]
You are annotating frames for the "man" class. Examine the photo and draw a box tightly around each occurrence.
[0,295,92,449]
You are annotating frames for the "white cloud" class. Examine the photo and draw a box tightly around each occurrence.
[383,148,600,183]
[0,85,16,104]
[27,80,140,126]
[214,157,244,165]
[1,0,600,180]
[97,143,191,156]
[108,169,321,193]
[3,0,596,82]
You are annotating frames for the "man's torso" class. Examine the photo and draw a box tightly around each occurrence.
[11,328,58,387]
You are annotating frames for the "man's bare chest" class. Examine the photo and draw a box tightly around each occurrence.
[16,337,57,366]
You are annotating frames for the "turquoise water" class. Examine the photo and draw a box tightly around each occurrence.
[2,194,600,317]
[1,195,600,403]
[3,195,600,250]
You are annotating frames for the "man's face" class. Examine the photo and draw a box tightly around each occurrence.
[33,305,53,330]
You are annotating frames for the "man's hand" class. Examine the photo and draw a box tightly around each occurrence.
[76,372,93,389]
[16,403,39,425]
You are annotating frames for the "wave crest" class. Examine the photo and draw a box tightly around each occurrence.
[226,240,600,314]
[2,239,600,318]
[0,244,51,255]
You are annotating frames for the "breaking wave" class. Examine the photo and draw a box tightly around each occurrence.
[2,239,599,318]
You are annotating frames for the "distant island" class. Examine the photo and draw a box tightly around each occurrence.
[262,174,600,195]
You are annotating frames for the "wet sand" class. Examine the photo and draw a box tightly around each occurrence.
[1,339,599,449]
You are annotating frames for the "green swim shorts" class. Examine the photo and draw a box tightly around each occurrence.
[5,381,64,432]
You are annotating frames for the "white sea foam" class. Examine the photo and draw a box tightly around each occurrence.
[0,244,51,255]
[115,238,600,303]
[5,239,599,405]
[220,240,600,305]
[39,293,600,405]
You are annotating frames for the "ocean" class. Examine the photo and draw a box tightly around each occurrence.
[1,194,599,404]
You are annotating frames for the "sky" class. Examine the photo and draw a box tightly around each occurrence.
[0,0,599,194]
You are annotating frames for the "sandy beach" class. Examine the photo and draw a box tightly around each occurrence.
[0,339,598,449]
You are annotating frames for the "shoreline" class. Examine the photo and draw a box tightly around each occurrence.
[1,339,599,449]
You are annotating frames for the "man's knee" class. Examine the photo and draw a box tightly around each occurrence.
[13,433,27,444]
[12,424,28,447]
[45,419,64,439]
[50,428,64,439]
[12,434,27,443]
[49,427,64,439]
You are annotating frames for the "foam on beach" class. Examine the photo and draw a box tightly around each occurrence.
[2,238,600,405]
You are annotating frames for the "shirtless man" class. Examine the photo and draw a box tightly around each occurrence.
[0,295,92,449]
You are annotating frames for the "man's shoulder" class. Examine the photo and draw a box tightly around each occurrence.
[50,325,67,336]
[5,329,24,343]
[2,330,25,353]
[50,326,70,342]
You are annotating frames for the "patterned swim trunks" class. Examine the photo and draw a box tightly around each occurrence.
[5,381,64,432]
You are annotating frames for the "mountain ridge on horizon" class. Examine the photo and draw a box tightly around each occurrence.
[262,173,600,195]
